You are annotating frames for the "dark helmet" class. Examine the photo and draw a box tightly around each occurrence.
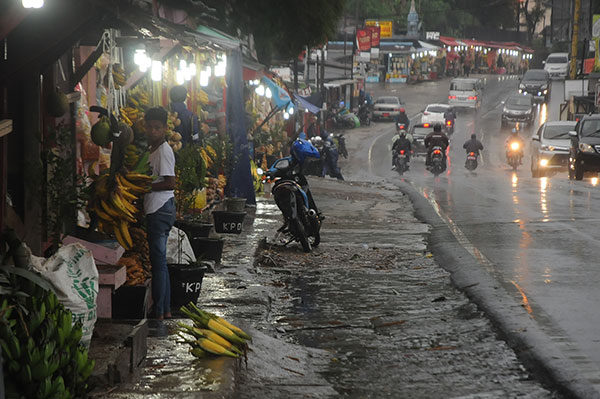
[471,133,476,139]
[433,124,442,132]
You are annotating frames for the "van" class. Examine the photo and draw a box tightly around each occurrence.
[448,78,482,110]
[543,52,569,78]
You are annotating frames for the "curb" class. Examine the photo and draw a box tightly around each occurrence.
[399,180,600,399]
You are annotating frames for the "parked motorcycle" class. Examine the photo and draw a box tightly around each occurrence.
[429,146,446,176]
[465,151,478,171]
[332,133,348,159]
[263,157,321,252]
[357,101,371,126]
[506,141,521,171]
[393,149,410,175]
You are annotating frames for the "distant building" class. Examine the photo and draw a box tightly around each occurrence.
[406,0,420,39]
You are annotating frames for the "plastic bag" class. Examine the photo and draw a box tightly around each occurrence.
[166,226,197,264]
[33,243,98,347]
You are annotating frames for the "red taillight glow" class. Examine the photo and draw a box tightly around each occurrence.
[423,123,430,128]
[400,150,405,155]
[449,95,457,100]
[468,96,477,100]
[424,111,429,115]
[469,152,475,156]
[446,120,452,126]
[433,150,441,155]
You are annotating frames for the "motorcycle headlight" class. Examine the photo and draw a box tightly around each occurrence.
[579,142,595,153]
[519,83,525,89]
[510,142,520,151]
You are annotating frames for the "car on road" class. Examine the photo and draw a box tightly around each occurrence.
[448,78,482,110]
[568,114,600,180]
[519,69,551,102]
[372,96,403,121]
[422,103,450,125]
[501,94,534,129]
[543,52,569,79]
[530,120,576,177]
[409,122,435,156]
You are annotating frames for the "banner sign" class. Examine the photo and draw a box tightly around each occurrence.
[356,29,372,52]
[369,26,381,48]
[426,31,440,40]
[366,20,392,38]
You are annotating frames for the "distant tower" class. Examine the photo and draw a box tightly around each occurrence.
[407,0,419,38]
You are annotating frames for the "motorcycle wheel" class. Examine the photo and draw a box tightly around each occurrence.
[313,231,321,247]
[292,218,311,252]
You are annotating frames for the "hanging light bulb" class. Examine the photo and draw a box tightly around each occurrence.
[139,55,151,73]
[134,49,146,66]
[22,0,44,8]
[288,106,294,115]
[255,85,265,96]
[189,63,197,76]
[176,69,185,85]
[179,59,187,70]
[200,70,209,87]
[283,112,290,120]
[265,88,272,99]
[151,60,162,81]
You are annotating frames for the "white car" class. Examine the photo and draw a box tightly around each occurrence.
[422,104,450,125]
[530,120,576,177]
[373,96,404,121]
[448,78,482,110]
[543,52,569,79]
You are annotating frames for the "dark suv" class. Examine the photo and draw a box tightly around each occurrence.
[519,69,551,103]
[568,114,600,180]
[501,94,534,129]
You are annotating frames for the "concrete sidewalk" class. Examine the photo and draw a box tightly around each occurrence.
[93,175,557,398]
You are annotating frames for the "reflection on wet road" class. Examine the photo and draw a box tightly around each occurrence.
[369,76,600,388]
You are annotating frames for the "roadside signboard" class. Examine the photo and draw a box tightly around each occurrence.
[365,20,392,38]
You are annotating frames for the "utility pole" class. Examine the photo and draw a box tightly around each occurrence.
[570,0,581,79]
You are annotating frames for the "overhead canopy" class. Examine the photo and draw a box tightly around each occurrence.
[417,41,440,51]
[293,93,321,114]
[439,36,462,47]
[261,77,291,109]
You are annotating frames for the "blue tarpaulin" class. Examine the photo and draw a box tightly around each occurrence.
[226,50,256,205]
[293,93,321,114]
[261,77,292,109]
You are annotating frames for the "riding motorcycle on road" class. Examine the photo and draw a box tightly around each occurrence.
[332,133,348,159]
[394,149,410,175]
[506,140,521,171]
[444,119,454,135]
[465,152,478,171]
[429,146,446,176]
[262,139,322,252]
[357,100,371,126]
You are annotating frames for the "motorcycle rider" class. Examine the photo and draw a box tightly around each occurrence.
[505,128,524,165]
[320,133,344,181]
[462,133,484,165]
[395,107,410,128]
[392,130,412,170]
[443,107,456,129]
[424,124,450,168]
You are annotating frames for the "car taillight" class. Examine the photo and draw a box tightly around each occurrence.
[433,149,441,155]
[424,111,430,115]
[468,96,477,100]
[423,123,430,128]
[449,95,457,100]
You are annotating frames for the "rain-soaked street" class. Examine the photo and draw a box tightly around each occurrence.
[95,75,600,399]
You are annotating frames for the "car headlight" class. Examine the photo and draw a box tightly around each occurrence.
[541,144,553,151]
[579,142,595,153]
[503,107,509,113]
[519,83,525,89]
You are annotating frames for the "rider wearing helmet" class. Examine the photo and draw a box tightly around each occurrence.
[424,124,450,167]
[392,130,412,169]
[505,128,524,165]
[395,107,410,127]
[463,133,484,155]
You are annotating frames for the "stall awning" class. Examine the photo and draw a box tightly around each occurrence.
[293,94,321,114]
[439,36,461,47]
[417,41,440,51]
[261,77,292,108]
[323,79,357,89]
[194,24,240,50]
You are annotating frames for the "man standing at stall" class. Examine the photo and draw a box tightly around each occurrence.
[169,85,200,146]
[144,107,176,320]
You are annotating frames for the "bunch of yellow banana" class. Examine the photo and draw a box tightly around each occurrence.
[177,302,251,359]
[87,171,152,250]
[199,146,214,168]
[197,89,209,105]
[112,64,127,88]
[124,144,140,169]
[128,86,151,108]
[120,107,140,126]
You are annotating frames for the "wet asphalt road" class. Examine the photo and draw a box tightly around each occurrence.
[360,76,600,393]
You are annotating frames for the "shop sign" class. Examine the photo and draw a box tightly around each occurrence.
[369,26,381,48]
[366,20,392,38]
[426,31,440,40]
[356,29,372,52]
[271,67,291,81]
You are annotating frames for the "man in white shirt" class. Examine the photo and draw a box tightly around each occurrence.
[144,107,176,320]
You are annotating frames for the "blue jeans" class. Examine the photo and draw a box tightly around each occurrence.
[146,197,176,316]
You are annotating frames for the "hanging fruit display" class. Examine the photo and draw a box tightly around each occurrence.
[166,111,183,152]
[112,64,127,89]
[117,227,151,286]
[46,87,69,118]
[90,117,112,147]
